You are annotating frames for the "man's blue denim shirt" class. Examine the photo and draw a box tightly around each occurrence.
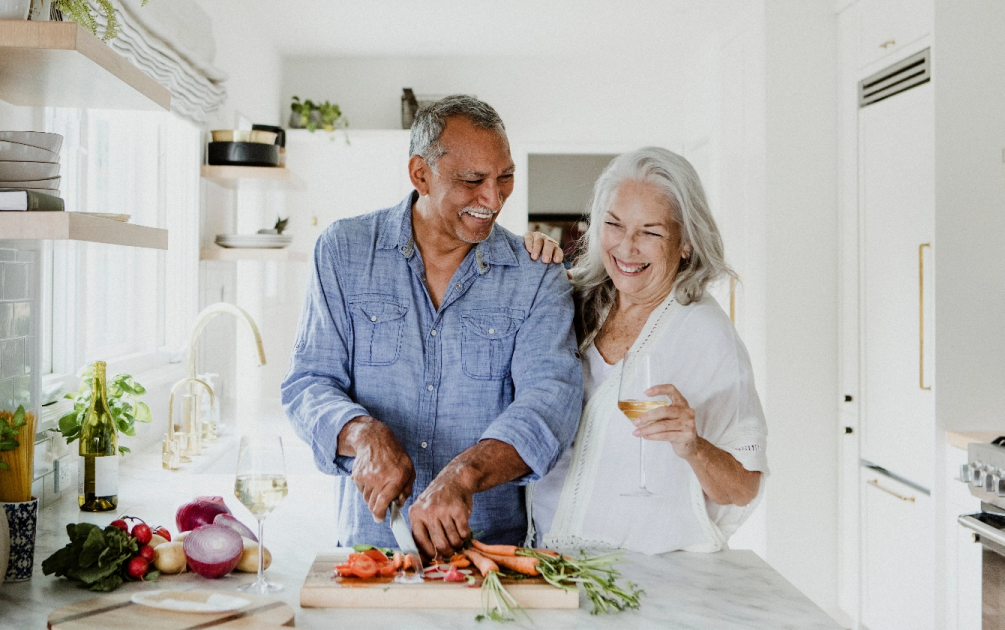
[281,192,583,547]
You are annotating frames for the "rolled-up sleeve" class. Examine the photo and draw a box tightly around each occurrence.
[480,264,583,482]
[281,230,369,476]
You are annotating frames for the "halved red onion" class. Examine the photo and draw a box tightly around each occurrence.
[176,496,232,532]
[213,513,258,542]
[183,525,244,578]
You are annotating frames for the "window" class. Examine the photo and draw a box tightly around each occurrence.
[41,108,201,384]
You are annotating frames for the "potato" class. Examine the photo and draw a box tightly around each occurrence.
[235,537,272,573]
[153,541,187,574]
[147,534,168,548]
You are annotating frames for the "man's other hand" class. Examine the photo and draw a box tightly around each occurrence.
[339,416,416,522]
[408,476,473,559]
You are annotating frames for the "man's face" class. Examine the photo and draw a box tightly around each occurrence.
[420,116,515,244]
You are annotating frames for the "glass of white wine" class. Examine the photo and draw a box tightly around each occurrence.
[234,435,288,593]
[618,351,667,498]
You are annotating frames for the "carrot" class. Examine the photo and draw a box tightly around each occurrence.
[463,549,500,577]
[531,548,559,558]
[392,552,403,571]
[478,550,540,576]
[448,553,471,568]
[402,554,413,571]
[471,539,518,556]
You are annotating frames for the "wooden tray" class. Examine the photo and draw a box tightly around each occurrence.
[47,590,295,629]
[300,552,579,609]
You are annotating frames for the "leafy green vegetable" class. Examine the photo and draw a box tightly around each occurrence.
[42,523,141,591]
[0,406,26,471]
[476,571,529,623]
[58,367,151,456]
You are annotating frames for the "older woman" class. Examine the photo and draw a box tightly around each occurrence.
[528,147,767,554]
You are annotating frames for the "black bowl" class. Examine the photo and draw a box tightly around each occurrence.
[252,124,285,148]
[208,141,280,167]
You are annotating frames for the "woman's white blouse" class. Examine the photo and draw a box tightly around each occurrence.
[531,292,769,554]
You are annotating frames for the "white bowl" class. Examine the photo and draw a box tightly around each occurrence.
[0,141,58,163]
[0,132,63,154]
[0,177,59,190]
[0,161,59,181]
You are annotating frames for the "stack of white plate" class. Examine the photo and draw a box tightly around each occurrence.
[215,234,292,249]
[0,132,62,197]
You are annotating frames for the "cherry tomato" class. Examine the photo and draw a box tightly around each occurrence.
[126,556,149,580]
[152,526,171,542]
[138,545,155,562]
[362,549,389,565]
[377,563,397,577]
[110,519,129,532]
[131,523,152,545]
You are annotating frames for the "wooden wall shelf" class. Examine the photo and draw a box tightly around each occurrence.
[0,212,167,249]
[201,165,290,188]
[200,247,308,263]
[0,20,170,110]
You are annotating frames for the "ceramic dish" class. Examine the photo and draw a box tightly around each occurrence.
[131,590,251,613]
[0,131,63,154]
[0,161,60,181]
[210,130,278,144]
[215,234,292,249]
[0,141,59,163]
[0,176,60,190]
[208,142,280,167]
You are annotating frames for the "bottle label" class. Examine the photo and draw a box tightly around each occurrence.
[78,456,119,497]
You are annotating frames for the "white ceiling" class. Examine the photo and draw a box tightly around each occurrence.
[240,0,751,58]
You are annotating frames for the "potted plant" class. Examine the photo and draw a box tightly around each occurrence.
[0,405,39,582]
[58,366,151,455]
[289,96,349,134]
[51,0,149,41]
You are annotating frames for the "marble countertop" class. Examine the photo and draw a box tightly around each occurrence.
[0,426,839,629]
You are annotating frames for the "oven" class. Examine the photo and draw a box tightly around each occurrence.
[957,440,1005,628]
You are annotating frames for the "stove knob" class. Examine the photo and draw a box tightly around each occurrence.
[972,464,986,487]
[960,464,972,483]
[989,473,1001,494]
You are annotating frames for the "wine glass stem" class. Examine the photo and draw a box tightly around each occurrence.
[257,519,265,585]
[638,436,647,490]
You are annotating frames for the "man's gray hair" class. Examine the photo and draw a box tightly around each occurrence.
[571,147,735,351]
[409,95,506,169]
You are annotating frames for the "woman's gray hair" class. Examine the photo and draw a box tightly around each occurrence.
[571,147,734,349]
[409,95,506,170]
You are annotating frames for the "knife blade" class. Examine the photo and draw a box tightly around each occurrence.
[389,500,424,579]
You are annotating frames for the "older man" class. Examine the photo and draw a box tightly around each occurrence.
[282,95,582,558]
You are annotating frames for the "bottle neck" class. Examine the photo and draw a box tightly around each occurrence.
[92,362,107,402]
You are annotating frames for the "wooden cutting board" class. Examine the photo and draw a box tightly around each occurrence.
[300,552,579,609]
[47,590,295,630]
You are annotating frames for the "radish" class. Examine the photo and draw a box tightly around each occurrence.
[183,525,243,578]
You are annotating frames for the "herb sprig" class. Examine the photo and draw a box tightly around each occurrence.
[0,405,26,471]
[58,367,152,455]
[517,549,644,615]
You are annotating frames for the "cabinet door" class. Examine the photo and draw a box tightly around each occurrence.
[861,472,934,630]
[859,82,934,489]
[858,0,933,69]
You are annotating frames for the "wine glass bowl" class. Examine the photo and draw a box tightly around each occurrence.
[618,351,666,497]
[234,435,287,593]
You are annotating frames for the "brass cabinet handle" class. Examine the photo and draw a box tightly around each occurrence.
[919,243,931,390]
[868,478,915,502]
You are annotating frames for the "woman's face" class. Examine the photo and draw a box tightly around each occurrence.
[599,179,689,306]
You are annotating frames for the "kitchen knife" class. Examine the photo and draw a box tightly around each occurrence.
[389,500,424,579]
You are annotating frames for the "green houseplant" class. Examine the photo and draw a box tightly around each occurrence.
[54,0,149,42]
[290,96,349,133]
[58,365,151,455]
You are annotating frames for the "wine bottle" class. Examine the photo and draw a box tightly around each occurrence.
[78,361,118,511]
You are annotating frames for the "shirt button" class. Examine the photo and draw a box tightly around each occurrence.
[370,315,377,322]
[430,329,437,336]
[455,283,462,290]
[427,384,434,391]
[488,328,495,334]
[420,441,428,449]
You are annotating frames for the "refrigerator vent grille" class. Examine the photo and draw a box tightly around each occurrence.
[858,48,931,107]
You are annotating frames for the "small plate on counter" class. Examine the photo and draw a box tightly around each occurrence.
[130,589,251,613]
[215,234,292,249]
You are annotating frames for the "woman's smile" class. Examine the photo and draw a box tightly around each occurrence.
[612,257,651,276]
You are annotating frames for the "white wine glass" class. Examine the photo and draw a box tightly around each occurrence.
[618,351,666,498]
[234,435,288,593]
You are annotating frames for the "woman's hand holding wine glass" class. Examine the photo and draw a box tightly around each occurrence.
[234,435,288,594]
[632,384,699,459]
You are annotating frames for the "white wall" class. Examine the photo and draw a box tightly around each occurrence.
[761,0,839,617]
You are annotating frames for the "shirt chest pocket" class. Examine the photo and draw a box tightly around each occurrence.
[460,309,525,381]
[349,296,408,366]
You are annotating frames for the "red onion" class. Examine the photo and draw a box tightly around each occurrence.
[183,525,244,579]
[176,496,232,532]
[214,513,258,542]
